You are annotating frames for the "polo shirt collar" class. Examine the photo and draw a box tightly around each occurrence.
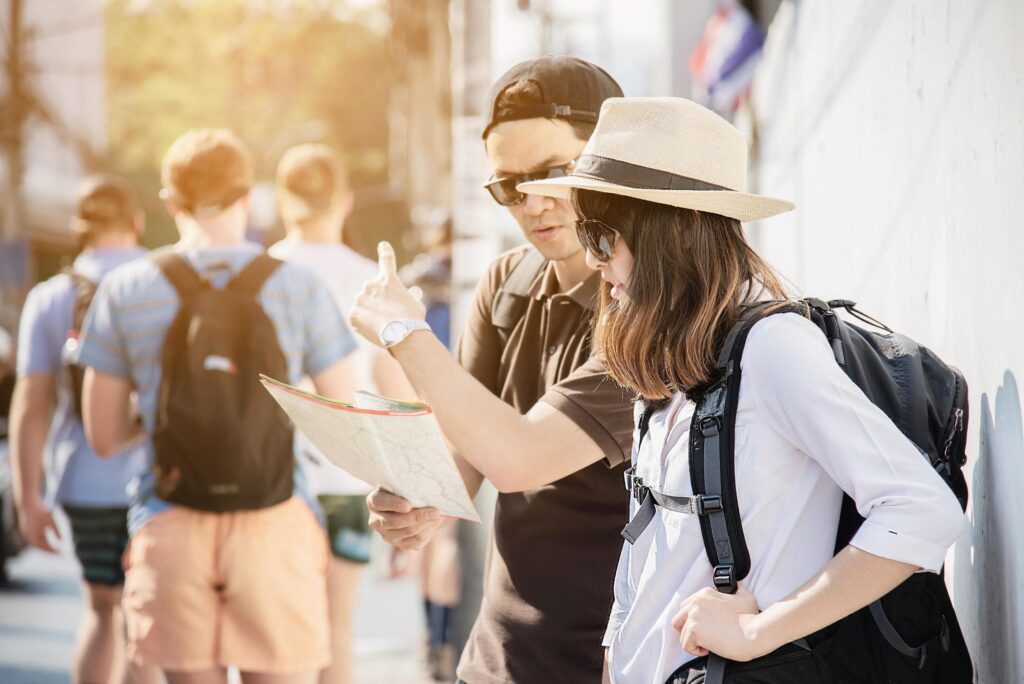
[530,260,602,311]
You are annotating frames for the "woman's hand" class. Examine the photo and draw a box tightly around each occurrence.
[349,242,426,347]
[671,584,771,662]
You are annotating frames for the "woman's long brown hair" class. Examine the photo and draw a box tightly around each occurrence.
[572,189,790,401]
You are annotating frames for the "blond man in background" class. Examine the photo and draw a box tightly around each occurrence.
[269,143,415,684]
[76,130,359,684]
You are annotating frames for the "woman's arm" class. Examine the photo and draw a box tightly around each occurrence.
[672,546,916,661]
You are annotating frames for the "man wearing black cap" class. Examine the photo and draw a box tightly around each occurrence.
[350,56,634,683]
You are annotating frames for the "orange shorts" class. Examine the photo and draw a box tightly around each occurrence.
[123,496,330,673]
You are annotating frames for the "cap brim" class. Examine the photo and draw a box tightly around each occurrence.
[519,176,795,222]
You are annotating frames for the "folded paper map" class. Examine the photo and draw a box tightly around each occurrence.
[260,375,479,522]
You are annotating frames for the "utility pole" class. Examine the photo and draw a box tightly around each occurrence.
[1,0,26,242]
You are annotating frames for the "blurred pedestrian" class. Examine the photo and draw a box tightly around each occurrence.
[269,143,415,684]
[75,129,359,684]
[398,216,459,681]
[9,174,158,684]
[349,56,636,683]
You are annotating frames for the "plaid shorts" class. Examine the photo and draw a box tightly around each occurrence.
[63,505,130,586]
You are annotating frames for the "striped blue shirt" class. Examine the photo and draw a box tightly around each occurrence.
[75,242,356,533]
[16,247,148,506]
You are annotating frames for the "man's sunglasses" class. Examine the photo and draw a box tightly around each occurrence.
[483,162,574,207]
[575,218,621,262]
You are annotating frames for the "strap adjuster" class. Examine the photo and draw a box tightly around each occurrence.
[712,564,737,593]
[623,466,647,502]
[696,495,723,515]
[699,416,722,437]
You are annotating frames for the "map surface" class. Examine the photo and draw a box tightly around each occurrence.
[261,377,479,522]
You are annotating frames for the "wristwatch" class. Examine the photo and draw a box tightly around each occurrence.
[378,319,432,348]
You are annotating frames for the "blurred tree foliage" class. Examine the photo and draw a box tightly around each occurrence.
[105,0,397,250]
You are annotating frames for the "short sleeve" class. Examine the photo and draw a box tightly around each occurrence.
[16,281,67,376]
[742,313,965,572]
[540,355,635,467]
[455,262,503,395]
[76,278,132,379]
[301,272,357,376]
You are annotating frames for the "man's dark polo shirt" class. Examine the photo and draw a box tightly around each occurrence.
[456,245,634,684]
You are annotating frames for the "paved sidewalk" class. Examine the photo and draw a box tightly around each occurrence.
[0,532,434,683]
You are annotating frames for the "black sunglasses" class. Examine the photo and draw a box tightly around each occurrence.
[484,162,574,206]
[575,218,620,262]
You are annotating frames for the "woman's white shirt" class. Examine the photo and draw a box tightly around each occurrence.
[604,312,965,684]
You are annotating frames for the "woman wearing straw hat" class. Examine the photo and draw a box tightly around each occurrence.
[519,98,966,683]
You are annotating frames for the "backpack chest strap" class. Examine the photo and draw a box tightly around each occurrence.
[621,466,724,544]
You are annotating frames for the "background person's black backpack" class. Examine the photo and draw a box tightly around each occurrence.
[150,249,294,512]
[625,298,973,684]
[62,270,100,419]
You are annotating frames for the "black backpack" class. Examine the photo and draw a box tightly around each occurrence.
[63,270,100,419]
[150,249,295,512]
[623,298,973,684]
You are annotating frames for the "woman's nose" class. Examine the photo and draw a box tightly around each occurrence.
[584,248,604,271]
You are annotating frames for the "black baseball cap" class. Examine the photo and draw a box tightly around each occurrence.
[482,55,623,139]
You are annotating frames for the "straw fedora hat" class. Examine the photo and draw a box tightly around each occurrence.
[518,97,794,222]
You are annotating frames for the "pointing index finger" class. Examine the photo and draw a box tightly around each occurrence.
[377,241,398,281]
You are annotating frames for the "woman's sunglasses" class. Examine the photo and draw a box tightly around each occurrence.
[483,162,574,207]
[575,218,621,262]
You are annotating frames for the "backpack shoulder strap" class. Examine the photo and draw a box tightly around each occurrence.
[690,301,803,593]
[64,269,98,330]
[490,248,547,349]
[228,253,282,296]
[150,248,206,300]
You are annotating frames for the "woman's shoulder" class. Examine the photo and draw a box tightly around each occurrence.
[741,311,837,379]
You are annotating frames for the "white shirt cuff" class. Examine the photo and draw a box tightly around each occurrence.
[602,618,623,648]
[849,517,964,573]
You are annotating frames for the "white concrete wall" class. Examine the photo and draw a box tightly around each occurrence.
[749,2,1024,681]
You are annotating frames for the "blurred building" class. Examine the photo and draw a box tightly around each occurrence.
[0,0,106,332]
[748,1,1024,680]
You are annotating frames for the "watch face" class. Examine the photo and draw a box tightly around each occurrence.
[382,320,405,345]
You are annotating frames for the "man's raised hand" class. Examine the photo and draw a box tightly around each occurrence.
[349,241,426,347]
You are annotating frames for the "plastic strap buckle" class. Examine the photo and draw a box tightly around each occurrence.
[696,495,723,515]
[624,467,647,502]
[712,564,737,593]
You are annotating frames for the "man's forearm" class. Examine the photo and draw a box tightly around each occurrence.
[390,332,538,481]
[389,331,602,491]
[9,378,53,508]
[82,369,145,457]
